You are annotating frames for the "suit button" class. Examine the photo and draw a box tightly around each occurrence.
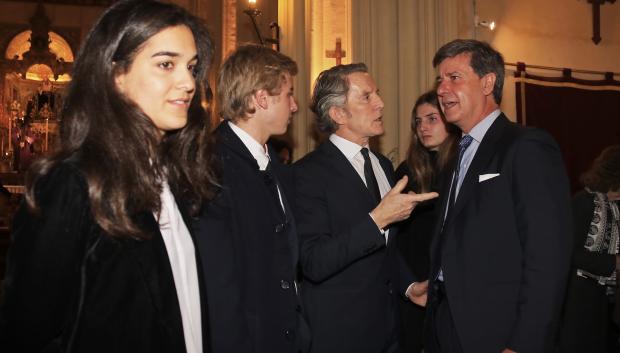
[281,280,290,289]
[296,304,302,312]
[275,223,285,233]
[284,328,295,341]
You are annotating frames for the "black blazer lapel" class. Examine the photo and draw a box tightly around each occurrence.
[322,141,398,247]
[129,214,186,350]
[215,121,261,169]
[375,153,399,245]
[436,157,457,231]
[429,155,457,266]
[321,140,377,209]
[266,146,300,269]
[445,114,510,226]
[377,154,395,187]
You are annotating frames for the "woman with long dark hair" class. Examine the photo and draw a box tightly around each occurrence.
[395,90,459,353]
[0,1,217,352]
[560,145,620,353]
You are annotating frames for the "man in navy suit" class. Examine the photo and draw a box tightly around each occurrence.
[424,39,572,353]
[194,44,309,353]
[293,63,437,353]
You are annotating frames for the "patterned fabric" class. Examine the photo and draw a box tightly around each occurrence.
[577,190,619,290]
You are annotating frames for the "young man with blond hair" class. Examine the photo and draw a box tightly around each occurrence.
[195,45,309,353]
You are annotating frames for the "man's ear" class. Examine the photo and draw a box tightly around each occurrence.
[253,89,269,111]
[481,72,496,97]
[329,106,347,125]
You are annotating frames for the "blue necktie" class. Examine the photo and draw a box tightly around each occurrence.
[447,134,474,211]
[436,135,474,282]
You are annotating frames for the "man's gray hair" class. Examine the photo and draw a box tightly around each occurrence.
[310,63,368,134]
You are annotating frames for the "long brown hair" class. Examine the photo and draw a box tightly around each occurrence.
[405,90,459,193]
[25,0,218,239]
[581,145,620,193]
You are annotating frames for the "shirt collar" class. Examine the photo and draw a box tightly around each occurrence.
[466,109,501,143]
[228,121,270,170]
[329,133,368,160]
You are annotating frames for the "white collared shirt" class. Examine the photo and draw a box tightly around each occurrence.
[229,121,285,211]
[329,134,391,241]
[438,109,501,282]
[228,121,270,171]
[454,109,501,198]
[157,181,202,353]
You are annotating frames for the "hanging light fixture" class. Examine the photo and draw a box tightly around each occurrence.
[244,0,280,51]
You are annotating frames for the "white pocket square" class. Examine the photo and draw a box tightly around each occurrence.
[479,173,500,182]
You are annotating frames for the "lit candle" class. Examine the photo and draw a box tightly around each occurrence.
[248,0,256,9]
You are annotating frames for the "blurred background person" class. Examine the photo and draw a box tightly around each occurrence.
[268,137,294,165]
[394,90,459,353]
[560,144,620,353]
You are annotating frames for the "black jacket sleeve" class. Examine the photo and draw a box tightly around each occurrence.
[0,163,92,352]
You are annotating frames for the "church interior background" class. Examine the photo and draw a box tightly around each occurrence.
[0,0,618,216]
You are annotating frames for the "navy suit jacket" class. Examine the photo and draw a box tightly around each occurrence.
[427,114,572,353]
[293,140,414,353]
[194,122,307,353]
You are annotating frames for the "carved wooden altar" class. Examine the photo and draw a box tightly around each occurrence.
[0,3,74,172]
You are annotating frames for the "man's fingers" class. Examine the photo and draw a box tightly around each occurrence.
[406,191,439,202]
[412,280,428,295]
[387,176,408,195]
[412,293,427,307]
[417,280,429,292]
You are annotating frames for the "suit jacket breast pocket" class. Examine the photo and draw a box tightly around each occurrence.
[477,172,502,189]
[476,173,506,207]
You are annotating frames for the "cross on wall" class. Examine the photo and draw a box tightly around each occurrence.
[588,0,616,44]
[325,38,346,66]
